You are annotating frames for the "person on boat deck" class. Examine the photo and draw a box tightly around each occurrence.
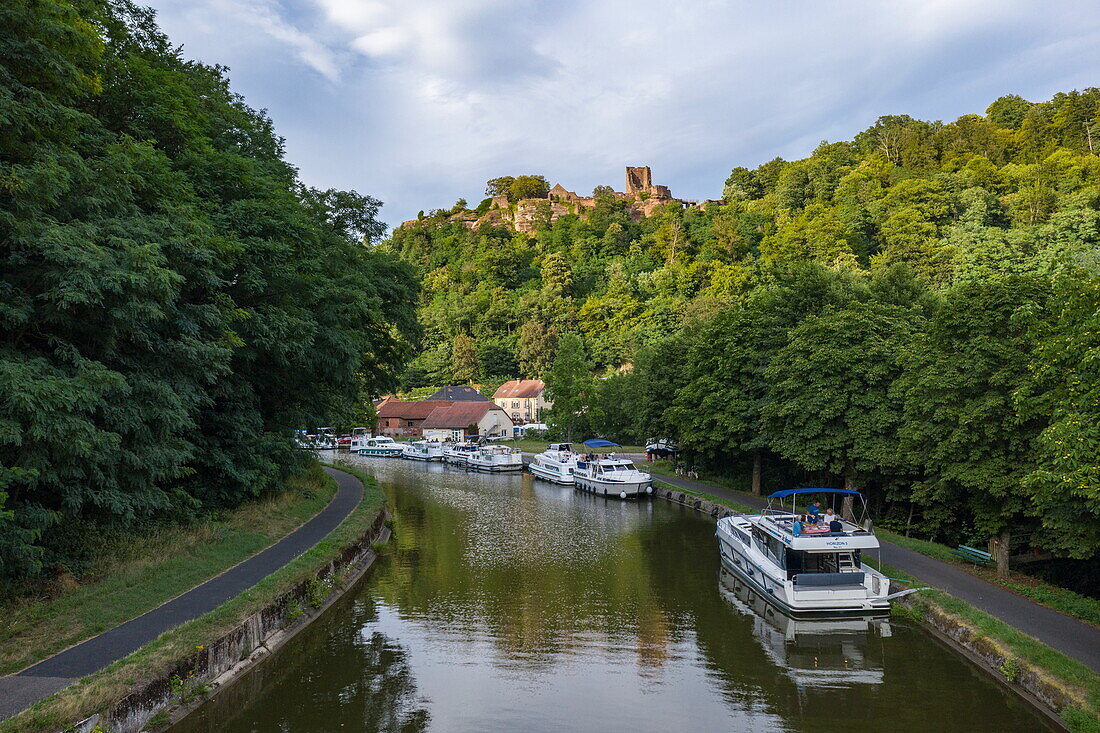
[823,507,837,525]
[806,501,822,523]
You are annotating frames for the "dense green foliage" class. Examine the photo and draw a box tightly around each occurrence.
[387,89,1100,558]
[0,0,417,583]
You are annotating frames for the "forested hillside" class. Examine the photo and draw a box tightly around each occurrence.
[387,89,1100,562]
[0,0,418,583]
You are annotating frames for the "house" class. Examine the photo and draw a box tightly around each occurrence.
[375,400,454,437]
[421,402,514,442]
[427,385,489,401]
[492,379,552,424]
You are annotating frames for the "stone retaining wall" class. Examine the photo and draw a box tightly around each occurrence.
[66,509,389,733]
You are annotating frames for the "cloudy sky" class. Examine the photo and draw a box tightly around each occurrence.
[148,0,1100,229]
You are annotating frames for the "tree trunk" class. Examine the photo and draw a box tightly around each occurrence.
[905,502,915,538]
[990,529,1011,579]
[841,476,858,520]
[751,451,762,496]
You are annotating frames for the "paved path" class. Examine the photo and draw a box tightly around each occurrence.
[650,471,1100,673]
[0,466,364,721]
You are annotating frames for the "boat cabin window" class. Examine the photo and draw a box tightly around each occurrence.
[751,526,785,568]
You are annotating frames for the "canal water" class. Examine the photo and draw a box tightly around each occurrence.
[175,457,1052,732]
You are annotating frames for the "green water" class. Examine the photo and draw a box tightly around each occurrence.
[174,457,1052,732]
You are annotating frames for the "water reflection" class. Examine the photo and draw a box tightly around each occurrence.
[718,568,887,688]
[175,457,1052,732]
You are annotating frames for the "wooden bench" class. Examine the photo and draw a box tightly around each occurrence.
[950,545,992,565]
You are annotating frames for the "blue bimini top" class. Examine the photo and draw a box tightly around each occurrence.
[582,438,620,448]
[768,488,863,499]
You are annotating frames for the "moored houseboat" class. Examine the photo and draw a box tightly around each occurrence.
[355,435,404,457]
[573,439,652,499]
[402,440,444,461]
[527,443,580,484]
[466,444,523,472]
[715,488,892,617]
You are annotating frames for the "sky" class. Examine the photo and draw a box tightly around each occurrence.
[147,0,1100,230]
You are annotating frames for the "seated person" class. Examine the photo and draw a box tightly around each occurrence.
[823,507,837,525]
[805,500,822,524]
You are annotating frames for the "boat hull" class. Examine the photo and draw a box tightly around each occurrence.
[356,449,403,457]
[528,463,574,485]
[466,460,523,472]
[574,476,652,499]
[404,453,442,461]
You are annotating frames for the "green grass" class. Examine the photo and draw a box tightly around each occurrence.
[0,463,386,733]
[0,463,337,677]
[651,479,754,514]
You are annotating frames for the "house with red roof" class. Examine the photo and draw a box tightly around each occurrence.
[492,379,552,424]
[375,399,454,437]
[421,402,514,442]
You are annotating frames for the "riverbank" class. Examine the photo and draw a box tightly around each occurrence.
[650,478,1100,731]
[0,465,385,733]
[0,464,337,679]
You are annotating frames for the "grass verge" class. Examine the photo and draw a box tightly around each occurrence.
[0,464,337,677]
[651,479,754,514]
[1,463,384,733]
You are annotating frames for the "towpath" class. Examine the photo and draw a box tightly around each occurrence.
[648,469,1100,673]
[0,466,364,721]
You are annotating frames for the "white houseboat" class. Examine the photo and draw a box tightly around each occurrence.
[354,435,403,457]
[528,443,581,484]
[466,444,523,472]
[402,440,443,461]
[442,441,480,465]
[573,439,652,499]
[715,488,892,617]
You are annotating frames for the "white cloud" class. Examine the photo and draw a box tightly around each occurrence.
[148,0,1100,227]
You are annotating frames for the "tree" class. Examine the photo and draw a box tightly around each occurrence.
[987,94,1032,130]
[0,0,419,582]
[451,334,479,383]
[895,275,1050,577]
[544,334,593,441]
[517,321,558,377]
[1017,266,1100,558]
[509,175,550,201]
[764,301,919,506]
[485,176,515,197]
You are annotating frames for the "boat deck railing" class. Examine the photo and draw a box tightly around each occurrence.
[762,514,872,538]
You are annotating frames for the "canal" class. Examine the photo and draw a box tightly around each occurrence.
[174,457,1052,732]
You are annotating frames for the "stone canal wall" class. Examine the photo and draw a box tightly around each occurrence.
[64,509,390,733]
[651,480,1075,729]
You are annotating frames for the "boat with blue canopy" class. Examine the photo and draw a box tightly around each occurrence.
[572,439,653,499]
[715,488,892,617]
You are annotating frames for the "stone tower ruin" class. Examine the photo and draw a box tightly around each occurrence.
[625,166,652,196]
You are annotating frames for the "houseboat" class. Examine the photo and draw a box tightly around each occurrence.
[573,439,652,499]
[402,440,443,461]
[715,488,891,617]
[354,435,404,457]
[466,444,523,472]
[348,428,371,452]
[528,443,581,484]
[442,441,480,465]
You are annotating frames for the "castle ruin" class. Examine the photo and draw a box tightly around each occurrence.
[403,166,718,232]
